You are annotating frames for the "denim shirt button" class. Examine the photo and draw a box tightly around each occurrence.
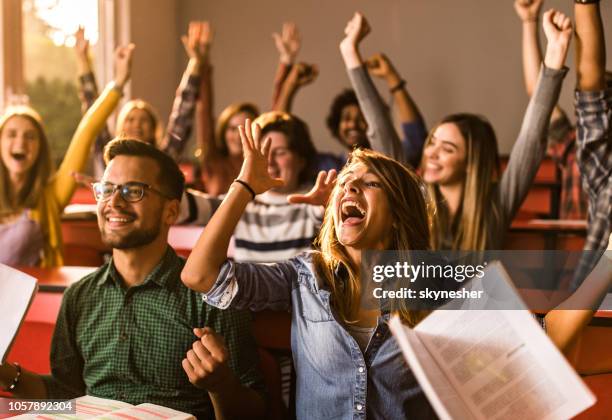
[358,367,364,373]
[356,404,363,411]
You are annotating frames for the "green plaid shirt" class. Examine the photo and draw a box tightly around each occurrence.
[43,247,265,419]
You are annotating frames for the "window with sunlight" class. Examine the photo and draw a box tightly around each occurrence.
[22,0,99,163]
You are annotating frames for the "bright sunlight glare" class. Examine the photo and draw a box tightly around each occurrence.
[27,0,98,47]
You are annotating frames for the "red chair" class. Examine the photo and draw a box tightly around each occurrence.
[6,293,63,374]
[574,373,612,419]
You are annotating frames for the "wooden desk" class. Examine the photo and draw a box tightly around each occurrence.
[17,266,97,293]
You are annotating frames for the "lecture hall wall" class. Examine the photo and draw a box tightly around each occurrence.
[131,0,612,155]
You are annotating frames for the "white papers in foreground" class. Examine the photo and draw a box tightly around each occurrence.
[0,264,37,363]
[10,395,195,419]
[389,261,596,420]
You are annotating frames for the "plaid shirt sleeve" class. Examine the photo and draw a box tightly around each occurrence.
[78,72,113,175]
[575,87,612,250]
[78,72,99,112]
[163,74,200,161]
[571,87,612,287]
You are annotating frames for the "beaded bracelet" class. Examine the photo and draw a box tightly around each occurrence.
[6,362,21,392]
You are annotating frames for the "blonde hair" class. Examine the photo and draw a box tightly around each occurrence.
[425,113,501,251]
[115,100,164,148]
[313,148,433,327]
[215,102,259,156]
[0,106,53,215]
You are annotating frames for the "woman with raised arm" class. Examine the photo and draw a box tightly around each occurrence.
[193,23,260,195]
[514,0,587,219]
[182,119,445,419]
[74,22,209,176]
[0,45,133,267]
[182,111,322,262]
[340,10,571,250]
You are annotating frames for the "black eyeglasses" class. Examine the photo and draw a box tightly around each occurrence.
[91,181,171,203]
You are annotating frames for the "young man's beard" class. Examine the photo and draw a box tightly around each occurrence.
[101,224,161,249]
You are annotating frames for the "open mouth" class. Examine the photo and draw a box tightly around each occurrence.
[11,152,27,162]
[425,162,442,171]
[341,199,366,225]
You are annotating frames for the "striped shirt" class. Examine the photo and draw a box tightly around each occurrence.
[179,189,324,262]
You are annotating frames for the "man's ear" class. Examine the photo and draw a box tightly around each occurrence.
[164,199,180,226]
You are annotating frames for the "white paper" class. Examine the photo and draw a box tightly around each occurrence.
[389,316,474,420]
[390,262,596,420]
[0,264,38,363]
[11,396,195,419]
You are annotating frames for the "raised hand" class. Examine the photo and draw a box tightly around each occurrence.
[273,22,301,64]
[340,12,371,52]
[74,26,89,59]
[514,0,544,22]
[366,53,395,79]
[288,170,337,206]
[182,328,232,392]
[542,9,572,70]
[182,21,213,62]
[113,44,135,89]
[71,171,95,187]
[286,62,319,87]
[237,119,284,194]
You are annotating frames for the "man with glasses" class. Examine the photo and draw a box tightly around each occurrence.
[0,139,266,419]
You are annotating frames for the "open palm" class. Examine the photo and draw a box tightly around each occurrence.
[288,170,337,207]
[237,120,284,194]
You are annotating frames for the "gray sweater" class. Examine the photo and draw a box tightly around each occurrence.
[348,64,568,249]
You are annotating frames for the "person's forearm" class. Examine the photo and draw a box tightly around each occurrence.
[181,184,251,292]
[545,251,612,353]
[53,83,122,208]
[384,71,424,125]
[271,61,291,110]
[76,54,92,77]
[575,2,606,91]
[0,364,47,399]
[196,63,216,165]
[209,375,265,420]
[164,68,201,160]
[340,43,363,70]
[273,80,298,112]
[522,20,543,97]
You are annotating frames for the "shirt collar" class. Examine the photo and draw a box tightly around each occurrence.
[97,246,180,289]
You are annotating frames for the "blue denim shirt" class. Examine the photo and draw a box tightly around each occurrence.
[202,252,437,420]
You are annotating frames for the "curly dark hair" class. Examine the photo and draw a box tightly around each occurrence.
[325,89,359,141]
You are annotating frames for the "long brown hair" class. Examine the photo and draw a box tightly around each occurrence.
[115,100,164,148]
[313,148,433,327]
[425,113,501,251]
[215,102,259,156]
[0,106,53,215]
